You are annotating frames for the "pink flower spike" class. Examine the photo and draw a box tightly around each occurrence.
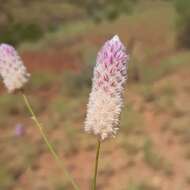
[85,35,129,140]
[0,44,30,93]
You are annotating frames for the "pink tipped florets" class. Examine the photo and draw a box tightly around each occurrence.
[85,35,129,140]
[0,44,30,92]
[93,35,128,96]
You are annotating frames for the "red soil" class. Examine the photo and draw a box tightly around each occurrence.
[21,50,82,73]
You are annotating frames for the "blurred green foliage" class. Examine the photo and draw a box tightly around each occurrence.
[61,65,92,97]
[68,0,138,22]
[0,0,137,45]
[126,181,157,190]
[0,95,26,117]
[0,167,14,190]
[29,72,59,90]
[0,0,190,48]
[0,22,43,46]
[143,140,173,175]
[174,0,190,48]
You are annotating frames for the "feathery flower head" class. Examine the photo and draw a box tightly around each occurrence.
[0,44,30,92]
[85,35,129,140]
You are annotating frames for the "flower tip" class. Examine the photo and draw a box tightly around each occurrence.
[0,43,13,49]
[111,35,120,42]
[0,43,16,56]
[109,35,126,50]
[0,43,8,47]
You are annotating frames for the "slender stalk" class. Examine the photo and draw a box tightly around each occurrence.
[21,92,80,190]
[92,139,101,190]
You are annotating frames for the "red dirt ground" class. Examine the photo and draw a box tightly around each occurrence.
[21,50,82,72]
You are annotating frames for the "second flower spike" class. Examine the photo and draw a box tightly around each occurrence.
[0,44,30,93]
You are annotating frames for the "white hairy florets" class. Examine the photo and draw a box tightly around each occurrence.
[85,89,123,140]
[0,44,30,92]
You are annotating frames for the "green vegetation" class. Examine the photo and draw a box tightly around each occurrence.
[68,0,137,22]
[121,105,145,134]
[175,0,190,48]
[126,181,157,190]
[0,167,14,190]
[0,22,43,46]
[29,72,59,90]
[143,140,173,175]
[0,0,137,46]
[60,69,91,97]
[0,95,25,117]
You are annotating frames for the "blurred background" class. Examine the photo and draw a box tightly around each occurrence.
[0,0,190,189]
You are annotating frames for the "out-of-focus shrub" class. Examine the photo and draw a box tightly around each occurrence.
[174,0,190,48]
[126,181,158,190]
[61,64,92,97]
[68,0,138,22]
[0,167,14,190]
[29,72,59,90]
[0,95,45,120]
[0,23,43,46]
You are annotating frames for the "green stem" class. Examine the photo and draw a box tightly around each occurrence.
[92,139,101,190]
[21,92,80,190]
